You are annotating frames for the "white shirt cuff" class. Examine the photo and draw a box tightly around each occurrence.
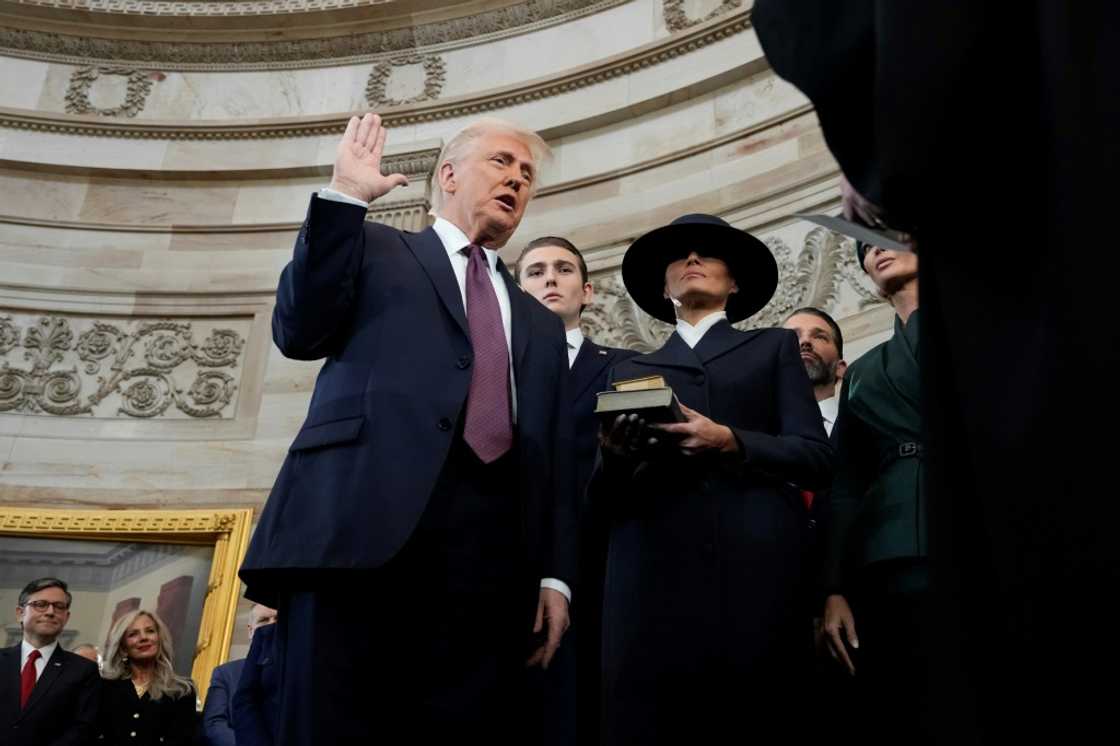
[540,578,571,603]
[318,186,369,209]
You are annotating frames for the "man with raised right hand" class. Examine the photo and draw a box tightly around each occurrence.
[239,113,576,744]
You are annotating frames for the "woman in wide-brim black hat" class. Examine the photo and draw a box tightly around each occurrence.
[586,214,834,745]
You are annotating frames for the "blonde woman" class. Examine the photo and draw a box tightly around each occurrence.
[100,610,198,746]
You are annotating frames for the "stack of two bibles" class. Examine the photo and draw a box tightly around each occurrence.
[594,375,686,427]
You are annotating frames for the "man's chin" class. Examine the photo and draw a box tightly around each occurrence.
[480,212,519,246]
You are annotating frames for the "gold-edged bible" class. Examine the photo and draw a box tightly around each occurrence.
[595,376,686,425]
[610,375,667,392]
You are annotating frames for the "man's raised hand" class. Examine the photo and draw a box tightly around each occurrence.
[328,113,409,204]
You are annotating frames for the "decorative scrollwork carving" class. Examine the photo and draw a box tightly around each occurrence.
[194,329,245,368]
[0,316,18,356]
[0,367,29,412]
[662,0,743,32]
[65,66,156,118]
[118,369,175,418]
[76,322,124,375]
[0,314,247,419]
[23,316,73,373]
[179,371,237,418]
[365,55,447,108]
[145,332,192,370]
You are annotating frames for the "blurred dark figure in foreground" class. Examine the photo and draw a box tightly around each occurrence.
[754,1,1120,741]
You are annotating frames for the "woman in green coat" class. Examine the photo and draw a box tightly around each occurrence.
[821,238,926,744]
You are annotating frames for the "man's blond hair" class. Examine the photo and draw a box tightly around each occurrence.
[430,118,552,213]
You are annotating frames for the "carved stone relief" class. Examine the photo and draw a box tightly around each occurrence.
[663,0,743,32]
[64,66,156,118]
[12,0,394,14]
[581,227,883,352]
[366,55,446,108]
[1,13,746,138]
[0,0,628,70]
[0,313,249,419]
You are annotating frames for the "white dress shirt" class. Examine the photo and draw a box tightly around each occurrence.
[21,639,57,682]
[817,395,838,437]
[318,187,569,603]
[675,310,728,349]
[565,327,585,369]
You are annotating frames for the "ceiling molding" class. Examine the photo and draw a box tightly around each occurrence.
[0,0,630,71]
[0,10,750,140]
[0,106,816,235]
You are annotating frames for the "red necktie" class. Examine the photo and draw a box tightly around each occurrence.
[20,649,41,709]
[461,244,513,463]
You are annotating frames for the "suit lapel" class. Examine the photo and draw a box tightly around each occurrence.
[693,320,763,364]
[499,261,531,375]
[401,228,470,339]
[20,647,64,717]
[570,340,614,400]
[632,332,705,374]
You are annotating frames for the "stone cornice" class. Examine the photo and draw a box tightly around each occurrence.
[0,146,439,180]
[0,105,816,236]
[4,0,399,18]
[0,10,749,139]
[0,0,629,70]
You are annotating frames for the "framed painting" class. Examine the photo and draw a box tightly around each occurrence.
[0,507,252,702]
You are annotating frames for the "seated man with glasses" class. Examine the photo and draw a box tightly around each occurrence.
[1,577,100,746]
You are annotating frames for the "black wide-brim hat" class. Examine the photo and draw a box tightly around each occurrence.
[621,213,778,324]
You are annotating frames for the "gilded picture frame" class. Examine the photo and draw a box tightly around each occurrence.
[0,506,252,703]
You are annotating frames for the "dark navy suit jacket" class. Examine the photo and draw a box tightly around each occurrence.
[201,658,243,746]
[231,623,279,746]
[569,339,638,498]
[240,195,576,605]
[0,644,99,746]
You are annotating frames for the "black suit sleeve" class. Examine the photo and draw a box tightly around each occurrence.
[548,325,579,589]
[201,667,237,746]
[232,627,274,746]
[821,375,879,593]
[271,194,370,360]
[728,331,834,491]
[50,656,100,746]
[582,363,650,516]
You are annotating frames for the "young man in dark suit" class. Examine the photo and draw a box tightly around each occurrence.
[239,114,576,744]
[517,237,638,495]
[517,237,637,745]
[201,603,276,746]
[1,577,99,746]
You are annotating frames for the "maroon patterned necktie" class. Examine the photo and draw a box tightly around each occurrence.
[461,244,512,463]
[20,649,40,709]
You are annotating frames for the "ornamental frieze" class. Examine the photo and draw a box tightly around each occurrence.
[662,0,743,32]
[0,313,249,419]
[65,66,158,118]
[0,0,629,71]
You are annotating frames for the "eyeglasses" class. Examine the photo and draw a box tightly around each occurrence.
[22,600,71,612]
